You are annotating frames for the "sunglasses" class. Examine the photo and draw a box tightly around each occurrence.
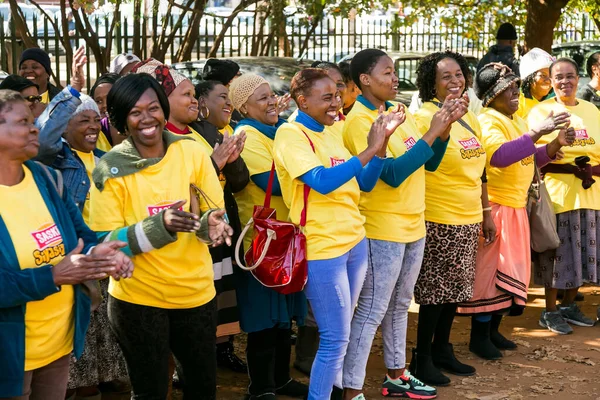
[24,95,42,103]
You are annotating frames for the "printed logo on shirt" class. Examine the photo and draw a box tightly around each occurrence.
[31,223,65,266]
[521,155,534,166]
[330,157,346,167]
[147,201,184,216]
[404,137,417,150]
[572,129,596,147]
[458,137,485,160]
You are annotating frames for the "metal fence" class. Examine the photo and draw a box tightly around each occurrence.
[1,10,598,89]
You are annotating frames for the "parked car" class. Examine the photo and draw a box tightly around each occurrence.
[170,56,315,117]
[552,40,600,89]
[339,51,479,105]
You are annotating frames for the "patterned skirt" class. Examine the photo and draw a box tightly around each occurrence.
[414,222,480,305]
[68,279,128,389]
[534,209,600,289]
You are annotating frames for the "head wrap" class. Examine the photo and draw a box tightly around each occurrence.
[0,74,39,92]
[202,59,240,86]
[109,53,142,75]
[19,48,52,74]
[519,48,555,80]
[70,94,100,120]
[474,63,521,107]
[496,22,517,40]
[229,73,269,111]
[131,58,188,97]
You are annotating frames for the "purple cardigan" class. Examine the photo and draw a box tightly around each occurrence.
[490,134,554,168]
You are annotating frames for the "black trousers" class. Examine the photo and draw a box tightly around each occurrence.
[108,295,217,400]
[246,327,292,396]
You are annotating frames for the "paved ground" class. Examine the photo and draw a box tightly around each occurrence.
[103,285,600,399]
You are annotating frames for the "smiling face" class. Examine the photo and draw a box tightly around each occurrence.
[489,81,521,117]
[551,61,579,105]
[299,77,341,126]
[64,110,102,153]
[126,88,166,155]
[93,83,113,116]
[531,67,552,99]
[434,57,466,102]
[325,68,347,105]
[200,83,232,129]
[19,60,49,93]
[168,80,199,127]
[241,83,278,125]
[0,101,40,161]
[361,55,398,102]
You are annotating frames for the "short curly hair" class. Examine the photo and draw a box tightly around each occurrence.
[416,51,473,102]
[290,68,332,104]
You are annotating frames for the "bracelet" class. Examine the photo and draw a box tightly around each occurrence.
[482,207,492,212]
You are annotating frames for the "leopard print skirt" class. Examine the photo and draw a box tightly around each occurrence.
[414,222,480,305]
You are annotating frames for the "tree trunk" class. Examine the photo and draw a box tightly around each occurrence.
[150,0,194,61]
[174,0,207,62]
[208,0,258,58]
[524,0,571,52]
[8,0,37,48]
[133,0,142,55]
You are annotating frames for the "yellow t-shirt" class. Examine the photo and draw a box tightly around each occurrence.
[527,98,600,213]
[288,110,345,144]
[234,125,289,251]
[40,90,49,104]
[515,92,539,119]
[95,131,112,153]
[220,124,234,136]
[479,108,534,208]
[343,100,426,242]
[275,121,365,260]
[0,167,74,370]
[74,149,96,224]
[89,140,223,309]
[414,102,486,225]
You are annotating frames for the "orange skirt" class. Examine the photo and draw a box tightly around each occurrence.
[457,203,530,315]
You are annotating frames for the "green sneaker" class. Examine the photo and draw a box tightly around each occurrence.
[560,303,595,327]
[381,371,437,399]
[351,395,366,400]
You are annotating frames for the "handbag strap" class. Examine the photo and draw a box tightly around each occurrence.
[190,183,220,209]
[263,162,276,208]
[432,100,476,136]
[299,130,315,228]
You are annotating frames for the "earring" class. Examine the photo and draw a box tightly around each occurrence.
[431,88,437,97]
[199,105,210,119]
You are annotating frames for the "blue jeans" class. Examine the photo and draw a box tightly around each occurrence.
[343,238,425,390]
[304,238,368,400]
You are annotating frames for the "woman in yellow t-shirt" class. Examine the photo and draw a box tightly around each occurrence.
[274,68,394,399]
[411,51,495,386]
[228,73,309,399]
[457,63,573,360]
[0,90,132,400]
[90,73,128,151]
[341,49,469,400]
[527,58,600,334]
[516,48,555,119]
[89,73,233,399]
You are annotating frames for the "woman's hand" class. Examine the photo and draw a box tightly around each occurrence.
[227,130,246,164]
[531,110,570,137]
[277,93,292,114]
[546,123,575,158]
[91,241,134,280]
[208,209,234,247]
[365,109,388,157]
[163,200,200,233]
[482,212,497,246]
[382,103,406,137]
[212,133,236,170]
[70,46,87,93]
[52,239,118,286]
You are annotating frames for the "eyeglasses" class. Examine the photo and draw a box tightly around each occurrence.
[24,95,42,103]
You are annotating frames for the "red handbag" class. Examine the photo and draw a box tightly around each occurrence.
[234,133,314,294]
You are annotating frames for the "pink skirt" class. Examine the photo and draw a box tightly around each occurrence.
[457,203,530,315]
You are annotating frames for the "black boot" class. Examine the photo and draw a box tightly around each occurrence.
[293,326,320,376]
[217,339,248,373]
[432,343,476,375]
[331,386,343,400]
[275,379,309,399]
[469,318,502,360]
[490,315,517,350]
[408,348,451,386]
[246,329,277,397]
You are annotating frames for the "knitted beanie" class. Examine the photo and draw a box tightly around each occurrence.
[202,59,240,86]
[519,48,555,80]
[109,53,141,75]
[496,22,517,40]
[20,48,52,74]
[474,63,520,107]
[229,73,269,111]
[131,58,187,97]
[71,94,100,120]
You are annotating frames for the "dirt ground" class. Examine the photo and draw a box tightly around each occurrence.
[104,285,600,400]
